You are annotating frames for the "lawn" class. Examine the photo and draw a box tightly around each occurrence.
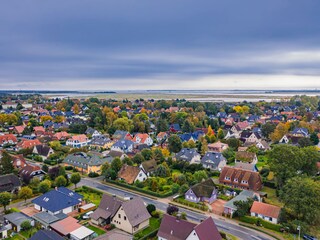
[20,228,38,238]
[6,235,25,240]
[134,217,161,239]
[86,224,106,236]
[261,186,283,207]
[75,187,103,206]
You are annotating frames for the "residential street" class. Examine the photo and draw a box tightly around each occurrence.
[79,177,274,240]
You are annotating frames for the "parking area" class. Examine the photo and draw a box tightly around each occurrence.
[210,199,226,215]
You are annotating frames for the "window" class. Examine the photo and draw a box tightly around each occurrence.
[234,178,238,182]
[225,177,230,180]
[118,214,121,218]
[269,217,272,221]
[124,216,127,220]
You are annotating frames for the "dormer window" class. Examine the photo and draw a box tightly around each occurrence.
[234,178,238,182]
[225,176,230,180]
[241,180,248,184]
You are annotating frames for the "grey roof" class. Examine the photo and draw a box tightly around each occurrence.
[176,148,200,162]
[224,190,255,210]
[201,152,226,169]
[113,130,129,139]
[91,194,123,221]
[95,229,132,240]
[90,135,111,146]
[63,152,109,170]
[0,174,21,192]
[32,212,60,225]
[34,144,52,157]
[4,212,32,226]
[121,198,151,227]
[112,139,133,151]
[29,229,64,240]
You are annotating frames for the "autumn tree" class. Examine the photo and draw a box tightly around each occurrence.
[38,180,51,194]
[270,122,290,142]
[113,117,133,132]
[19,186,33,203]
[168,134,182,153]
[40,115,53,122]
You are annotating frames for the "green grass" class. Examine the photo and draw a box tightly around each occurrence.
[134,217,161,239]
[75,188,102,206]
[261,186,283,207]
[6,235,25,240]
[20,228,38,238]
[86,224,106,236]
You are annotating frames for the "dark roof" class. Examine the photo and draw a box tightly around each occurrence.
[121,197,151,227]
[175,148,200,162]
[34,144,52,157]
[32,187,83,212]
[201,152,226,169]
[158,214,196,240]
[32,212,61,225]
[4,212,31,226]
[0,174,21,192]
[194,217,222,240]
[141,159,157,173]
[118,165,141,184]
[63,152,109,170]
[91,194,123,221]
[235,151,256,163]
[190,179,216,198]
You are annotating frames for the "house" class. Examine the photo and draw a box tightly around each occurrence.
[0,226,8,239]
[158,214,196,240]
[111,139,134,153]
[0,174,21,193]
[29,229,64,240]
[16,139,41,150]
[201,152,226,171]
[85,127,101,137]
[219,166,263,191]
[157,132,168,143]
[33,144,54,160]
[118,164,148,184]
[250,201,281,224]
[158,214,221,240]
[49,216,82,237]
[279,135,289,144]
[95,229,132,240]
[242,132,261,143]
[66,134,90,148]
[63,152,109,174]
[256,140,270,151]
[90,135,113,149]
[53,131,70,141]
[11,154,28,169]
[140,159,158,176]
[32,187,83,215]
[112,130,131,140]
[13,125,25,135]
[112,197,151,234]
[224,190,260,217]
[91,194,123,226]
[185,179,218,204]
[291,127,309,137]
[207,141,228,153]
[33,126,46,136]
[3,212,34,232]
[175,148,201,164]
[235,151,258,165]
[186,216,222,240]
[32,211,66,230]
[169,124,181,133]
[19,165,46,181]
[133,133,153,146]
[0,134,17,146]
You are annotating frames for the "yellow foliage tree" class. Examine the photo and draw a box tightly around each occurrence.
[270,122,290,142]
[161,148,170,158]
[40,115,53,122]
[206,125,214,136]
[73,104,80,114]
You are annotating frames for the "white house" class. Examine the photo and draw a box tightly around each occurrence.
[66,135,90,148]
[133,133,153,146]
[250,201,281,224]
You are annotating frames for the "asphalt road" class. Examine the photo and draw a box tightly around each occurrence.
[79,178,275,240]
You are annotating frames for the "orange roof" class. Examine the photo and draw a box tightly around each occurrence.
[70,134,88,142]
[14,125,25,134]
[0,134,17,144]
[34,126,45,132]
[250,201,281,219]
[54,131,70,140]
[50,217,81,236]
[133,133,150,143]
[18,139,41,149]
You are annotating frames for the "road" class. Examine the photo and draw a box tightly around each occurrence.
[79,178,275,240]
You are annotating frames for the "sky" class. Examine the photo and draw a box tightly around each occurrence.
[1,0,320,91]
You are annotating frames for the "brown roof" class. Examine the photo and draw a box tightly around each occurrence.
[219,166,262,191]
[235,151,256,163]
[194,217,222,240]
[158,214,196,240]
[141,159,157,173]
[91,194,122,221]
[250,201,281,219]
[190,179,216,198]
[50,217,81,236]
[118,165,141,184]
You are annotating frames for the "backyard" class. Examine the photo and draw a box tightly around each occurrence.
[134,217,161,240]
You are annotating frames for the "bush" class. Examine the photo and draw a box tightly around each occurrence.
[174,198,209,211]
[147,204,156,214]
[151,210,160,218]
[88,172,99,178]
[65,166,73,170]
[263,180,276,189]
[239,216,281,232]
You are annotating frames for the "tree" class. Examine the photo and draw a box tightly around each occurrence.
[19,186,33,203]
[207,125,214,136]
[310,132,319,145]
[38,180,51,194]
[147,204,156,214]
[281,177,320,225]
[111,157,122,172]
[298,138,313,147]
[167,205,179,215]
[187,140,196,149]
[153,148,165,162]
[179,184,189,194]
[156,118,169,134]
[261,122,276,139]
[141,149,153,161]
[40,115,53,122]
[182,119,195,133]
[55,175,67,187]
[70,173,81,189]
[176,175,187,185]
[193,170,208,183]
[73,104,80,114]
[20,220,32,231]
[0,192,11,211]
[112,118,133,132]
[270,122,290,142]
[0,151,14,175]
[222,148,236,164]
[200,138,208,155]
[217,128,225,140]
[269,145,319,188]
[155,164,170,177]
[168,135,182,153]
[234,198,254,217]
[171,183,180,194]
[42,164,49,173]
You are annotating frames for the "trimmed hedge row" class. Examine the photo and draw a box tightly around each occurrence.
[105,179,173,198]
[173,198,209,211]
[239,216,281,232]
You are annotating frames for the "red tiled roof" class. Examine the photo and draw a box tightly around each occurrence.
[250,201,281,219]
[50,217,81,236]
[0,134,17,144]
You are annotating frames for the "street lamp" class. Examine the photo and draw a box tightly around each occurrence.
[297,225,301,240]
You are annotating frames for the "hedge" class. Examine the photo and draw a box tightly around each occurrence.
[173,198,208,211]
[105,179,173,198]
[263,180,276,189]
[135,228,159,240]
[239,216,281,232]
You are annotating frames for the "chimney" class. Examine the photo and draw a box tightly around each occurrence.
[55,187,58,191]
[170,230,173,235]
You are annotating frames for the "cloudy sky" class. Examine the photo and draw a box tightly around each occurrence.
[1,0,320,90]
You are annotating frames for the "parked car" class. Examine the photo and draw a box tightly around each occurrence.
[82,211,94,219]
